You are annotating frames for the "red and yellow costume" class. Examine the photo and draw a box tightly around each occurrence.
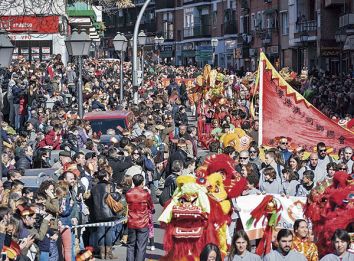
[292,236,319,261]
[305,171,354,257]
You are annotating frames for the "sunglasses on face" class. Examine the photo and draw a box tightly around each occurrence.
[340,168,347,170]
[249,150,257,154]
[240,157,248,160]
[281,142,288,145]
[319,149,326,152]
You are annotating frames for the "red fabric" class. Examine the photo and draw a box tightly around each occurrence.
[19,97,27,115]
[305,171,354,257]
[126,187,154,229]
[260,60,354,153]
[161,197,222,260]
[38,130,61,150]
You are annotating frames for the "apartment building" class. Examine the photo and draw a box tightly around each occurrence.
[102,0,157,57]
[155,0,238,67]
[102,0,353,73]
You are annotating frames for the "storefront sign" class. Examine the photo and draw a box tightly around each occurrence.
[0,16,59,34]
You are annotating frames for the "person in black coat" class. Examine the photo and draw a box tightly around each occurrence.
[174,106,188,127]
[165,139,188,177]
[15,146,33,170]
[90,170,121,259]
[108,148,133,186]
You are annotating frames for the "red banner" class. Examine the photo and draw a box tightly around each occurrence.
[259,53,354,153]
[0,16,59,34]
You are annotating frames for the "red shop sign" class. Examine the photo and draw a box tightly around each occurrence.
[0,16,59,34]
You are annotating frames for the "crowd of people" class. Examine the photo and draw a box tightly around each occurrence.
[0,53,352,261]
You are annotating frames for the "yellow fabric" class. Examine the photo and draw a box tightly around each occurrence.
[158,182,210,224]
[292,236,319,261]
[206,173,231,214]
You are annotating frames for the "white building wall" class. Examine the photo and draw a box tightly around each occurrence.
[0,0,66,16]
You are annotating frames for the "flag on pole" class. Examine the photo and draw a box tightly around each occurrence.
[255,52,354,153]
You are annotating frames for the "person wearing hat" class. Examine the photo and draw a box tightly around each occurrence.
[52,150,72,169]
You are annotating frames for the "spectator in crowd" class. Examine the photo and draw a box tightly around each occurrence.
[248,143,262,171]
[159,160,183,206]
[263,229,307,261]
[126,174,154,261]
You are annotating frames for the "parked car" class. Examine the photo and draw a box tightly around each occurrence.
[83,110,135,135]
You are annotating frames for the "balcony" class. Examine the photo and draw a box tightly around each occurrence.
[296,20,317,33]
[67,2,97,20]
[184,25,211,38]
[294,20,317,41]
[325,0,344,7]
[339,13,354,28]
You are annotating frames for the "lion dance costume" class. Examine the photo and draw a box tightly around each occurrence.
[305,171,354,257]
[159,154,247,260]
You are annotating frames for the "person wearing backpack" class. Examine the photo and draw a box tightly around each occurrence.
[159,160,183,207]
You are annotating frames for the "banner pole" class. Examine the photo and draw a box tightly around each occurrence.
[258,52,263,146]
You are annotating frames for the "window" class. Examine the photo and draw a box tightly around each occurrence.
[240,15,249,33]
[251,13,255,30]
[184,8,194,27]
[256,12,262,29]
[281,11,289,35]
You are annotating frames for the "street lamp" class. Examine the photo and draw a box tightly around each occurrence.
[0,29,14,179]
[335,29,347,79]
[65,28,91,119]
[113,32,128,103]
[211,38,219,67]
[138,30,147,87]
[154,36,164,64]
[300,31,309,69]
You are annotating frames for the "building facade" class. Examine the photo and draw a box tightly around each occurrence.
[101,0,353,73]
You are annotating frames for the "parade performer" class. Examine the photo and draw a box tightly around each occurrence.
[292,219,319,261]
[158,175,228,261]
[305,171,354,257]
[196,154,248,199]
